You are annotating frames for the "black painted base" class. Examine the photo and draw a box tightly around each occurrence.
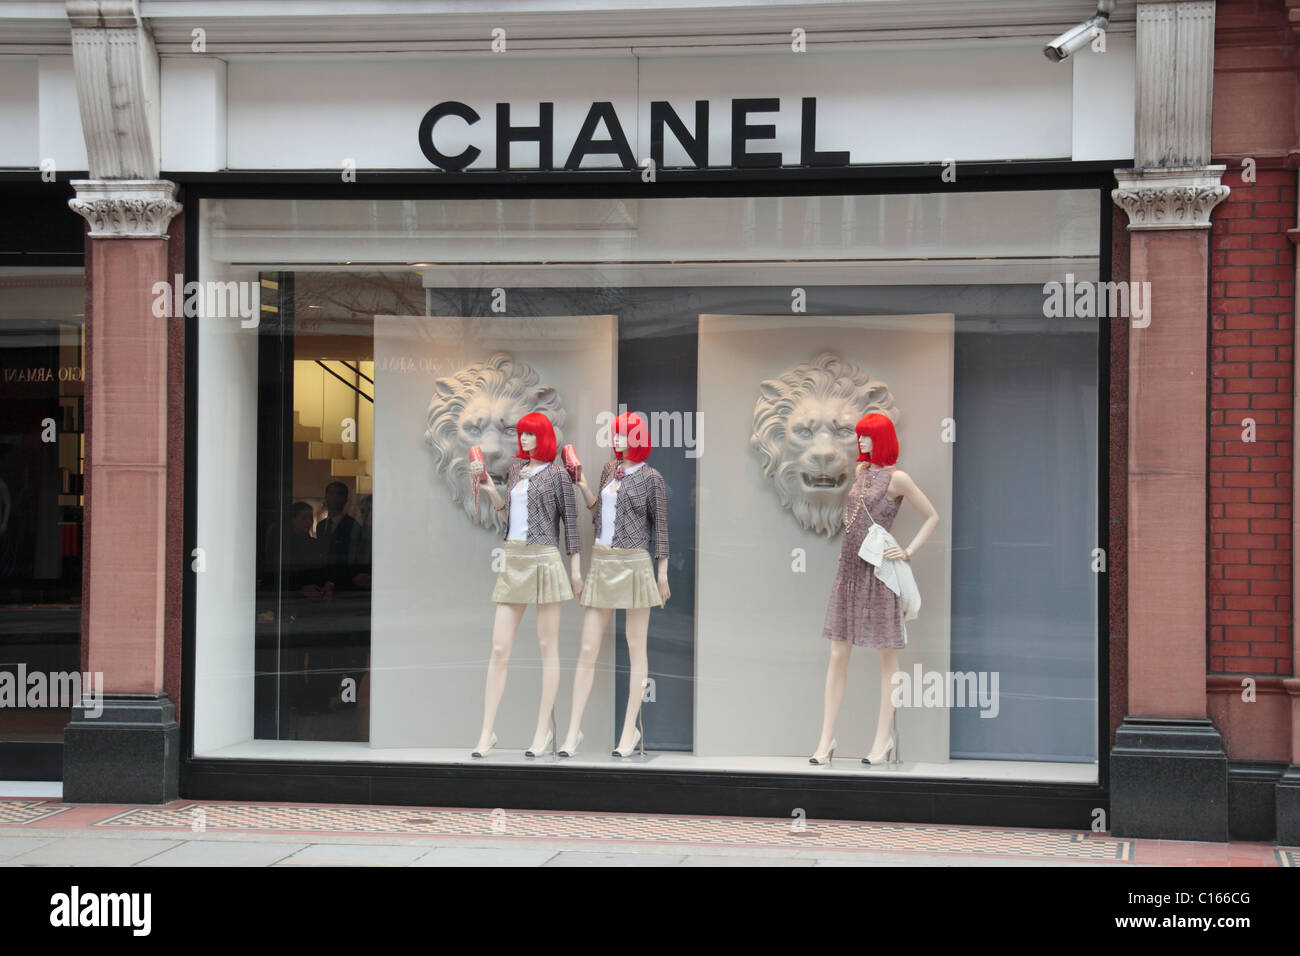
[1229,762,1285,843]
[1277,765,1300,847]
[0,741,62,781]
[62,694,179,804]
[180,757,1108,831]
[1111,716,1228,842]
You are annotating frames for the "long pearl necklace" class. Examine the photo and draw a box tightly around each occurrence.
[842,466,884,531]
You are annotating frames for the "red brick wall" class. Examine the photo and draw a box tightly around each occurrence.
[1208,161,1295,677]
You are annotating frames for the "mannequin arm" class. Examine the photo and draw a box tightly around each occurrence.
[575,472,598,509]
[656,557,670,607]
[886,469,939,560]
[471,460,506,511]
[481,479,505,512]
[569,551,583,598]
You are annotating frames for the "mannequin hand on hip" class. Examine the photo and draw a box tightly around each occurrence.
[883,544,910,562]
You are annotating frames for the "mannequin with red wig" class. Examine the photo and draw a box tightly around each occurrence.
[810,412,940,768]
[560,411,670,758]
[469,411,583,759]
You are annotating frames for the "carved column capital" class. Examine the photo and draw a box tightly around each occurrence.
[1112,166,1229,231]
[68,179,181,238]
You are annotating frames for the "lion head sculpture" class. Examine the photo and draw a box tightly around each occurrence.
[425,352,567,530]
[751,352,898,537]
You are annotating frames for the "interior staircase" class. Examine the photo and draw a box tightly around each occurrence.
[292,410,372,500]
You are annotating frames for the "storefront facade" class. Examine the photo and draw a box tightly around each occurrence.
[0,0,1295,844]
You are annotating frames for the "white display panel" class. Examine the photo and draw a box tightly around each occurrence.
[192,245,260,754]
[369,314,617,750]
[695,314,954,760]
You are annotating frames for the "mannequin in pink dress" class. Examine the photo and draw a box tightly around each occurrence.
[810,413,939,767]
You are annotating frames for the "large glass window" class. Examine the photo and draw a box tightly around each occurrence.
[194,190,1101,783]
[0,269,85,754]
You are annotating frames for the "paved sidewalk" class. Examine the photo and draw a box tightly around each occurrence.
[0,785,1292,867]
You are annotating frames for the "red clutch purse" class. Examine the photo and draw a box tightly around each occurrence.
[561,444,582,484]
[468,446,488,511]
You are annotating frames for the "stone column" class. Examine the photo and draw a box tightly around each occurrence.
[1110,0,1231,840]
[61,1,180,803]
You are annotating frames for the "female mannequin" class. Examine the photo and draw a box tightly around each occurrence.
[469,412,582,758]
[562,413,670,757]
[811,413,939,767]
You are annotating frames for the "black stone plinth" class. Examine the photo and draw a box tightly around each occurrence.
[62,693,179,804]
[1228,762,1283,842]
[1111,716,1228,842]
[1276,765,1300,848]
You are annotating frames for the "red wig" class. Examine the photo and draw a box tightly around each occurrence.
[856,413,899,466]
[612,412,651,463]
[515,412,558,462]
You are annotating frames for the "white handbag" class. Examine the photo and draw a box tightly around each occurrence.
[856,507,922,625]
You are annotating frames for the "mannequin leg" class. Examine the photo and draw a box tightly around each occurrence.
[615,607,651,753]
[561,606,613,753]
[866,648,901,761]
[527,601,563,752]
[475,602,525,752]
[813,640,852,757]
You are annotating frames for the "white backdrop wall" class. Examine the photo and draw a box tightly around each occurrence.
[192,245,260,755]
[369,314,616,749]
[695,314,954,760]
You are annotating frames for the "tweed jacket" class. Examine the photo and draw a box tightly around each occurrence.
[501,457,581,555]
[590,459,669,560]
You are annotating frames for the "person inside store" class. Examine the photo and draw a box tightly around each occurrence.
[316,480,359,590]
[348,494,373,590]
[282,501,327,598]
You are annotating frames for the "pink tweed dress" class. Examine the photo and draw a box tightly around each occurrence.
[822,465,906,649]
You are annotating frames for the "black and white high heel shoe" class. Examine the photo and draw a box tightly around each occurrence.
[559,731,583,758]
[863,713,902,766]
[613,709,645,758]
[471,732,497,758]
[612,728,641,758]
[525,728,554,758]
[809,738,838,766]
[861,732,896,766]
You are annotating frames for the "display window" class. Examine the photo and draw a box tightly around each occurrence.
[0,270,86,756]
[190,186,1103,786]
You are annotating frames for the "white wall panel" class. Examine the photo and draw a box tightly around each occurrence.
[37,55,87,171]
[0,57,39,167]
[160,56,227,172]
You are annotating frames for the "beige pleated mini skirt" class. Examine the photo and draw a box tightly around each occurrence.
[491,542,573,605]
[580,544,661,609]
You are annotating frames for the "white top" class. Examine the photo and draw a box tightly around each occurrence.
[507,474,531,541]
[595,461,643,546]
